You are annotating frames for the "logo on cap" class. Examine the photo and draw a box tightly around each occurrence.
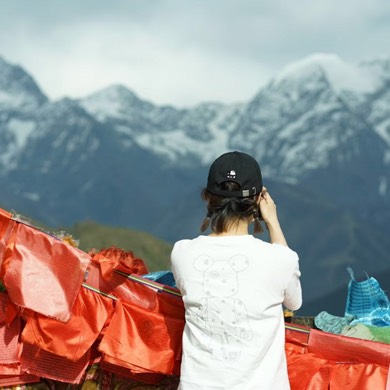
[227,170,236,179]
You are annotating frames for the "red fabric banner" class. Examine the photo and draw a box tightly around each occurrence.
[308,328,390,367]
[91,246,149,279]
[99,298,184,376]
[2,206,390,389]
[22,286,114,361]
[21,342,90,384]
[0,209,12,246]
[101,355,170,385]
[0,209,11,220]
[2,223,91,322]
[286,325,390,389]
[0,293,21,366]
[0,219,16,279]
[0,372,39,387]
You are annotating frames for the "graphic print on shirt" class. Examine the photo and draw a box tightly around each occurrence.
[193,254,253,361]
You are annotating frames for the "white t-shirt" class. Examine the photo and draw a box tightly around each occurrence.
[171,235,302,390]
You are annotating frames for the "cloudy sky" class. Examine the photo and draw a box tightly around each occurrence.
[0,0,389,107]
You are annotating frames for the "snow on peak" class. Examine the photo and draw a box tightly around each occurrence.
[92,84,140,101]
[274,53,382,93]
[0,119,36,173]
[0,56,48,110]
[79,84,147,121]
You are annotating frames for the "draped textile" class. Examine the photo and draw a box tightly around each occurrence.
[0,293,21,367]
[0,292,40,386]
[0,208,12,241]
[2,205,390,388]
[285,324,390,390]
[0,215,16,280]
[346,267,390,327]
[2,222,91,322]
[21,342,90,384]
[21,286,114,361]
[101,355,170,385]
[308,328,390,367]
[99,297,184,376]
[0,372,39,387]
[91,246,149,279]
[84,259,184,378]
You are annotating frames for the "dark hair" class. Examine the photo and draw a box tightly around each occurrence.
[200,181,263,234]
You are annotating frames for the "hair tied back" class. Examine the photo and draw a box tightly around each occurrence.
[253,209,263,234]
[200,211,212,232]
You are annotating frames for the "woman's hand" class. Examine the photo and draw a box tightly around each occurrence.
[257,187,288,247]
[258,187,278,225]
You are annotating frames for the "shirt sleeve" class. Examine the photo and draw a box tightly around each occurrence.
[170,240,183,292]
[283,258,302,311]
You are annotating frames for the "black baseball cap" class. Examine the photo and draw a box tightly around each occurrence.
[207,151,263,197]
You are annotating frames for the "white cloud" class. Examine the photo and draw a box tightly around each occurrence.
[0,0,389,106]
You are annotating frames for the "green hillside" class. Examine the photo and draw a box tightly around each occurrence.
[67,221,173,272]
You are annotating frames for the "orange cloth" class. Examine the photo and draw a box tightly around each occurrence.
[99,296,184,376]
[84,260,184,376]
[85,262,159,310]
[101,355,170,385]
[21,286,114,361]
[0,208,12,244]
[308,328,390,366]
[21,342,90,384]
[0,209,11,219]
[2,223,91,322]
[329,362,388,390]
[285,325,390,390]
[0,372,39,387]
[91,246,148,279]
[0,218,16,281]
[4,212,388,388]
[286,345,328,390]
[0,293,21,366]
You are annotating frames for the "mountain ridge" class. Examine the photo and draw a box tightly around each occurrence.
[1,53,389,310]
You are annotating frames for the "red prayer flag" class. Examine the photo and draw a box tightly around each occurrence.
[2,223,90,322]
[0,217,16,278]
[0,293,21,366]
[285,325,390,390]
[21,342,90,384]
[99,299,184,375]
[22,286,114,361]
[0,372,39,387]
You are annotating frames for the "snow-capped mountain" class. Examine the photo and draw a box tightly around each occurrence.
[79,85,244,165]
[0,56,47,111]
[1,54,390,308]
[78,54,390,198]
[1,53,389,223]
[233,54,388,176]
[76,55,390,184]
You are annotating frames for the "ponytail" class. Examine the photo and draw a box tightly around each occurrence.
[200,211,212,232]
[253,208,264,234]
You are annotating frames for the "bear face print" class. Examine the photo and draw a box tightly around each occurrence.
[193,254,253,360]
[194,254,249,297]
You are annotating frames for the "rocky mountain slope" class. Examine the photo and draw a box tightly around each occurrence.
[1,53,389,311]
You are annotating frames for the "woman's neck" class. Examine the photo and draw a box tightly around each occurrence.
[209,220,250,237]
